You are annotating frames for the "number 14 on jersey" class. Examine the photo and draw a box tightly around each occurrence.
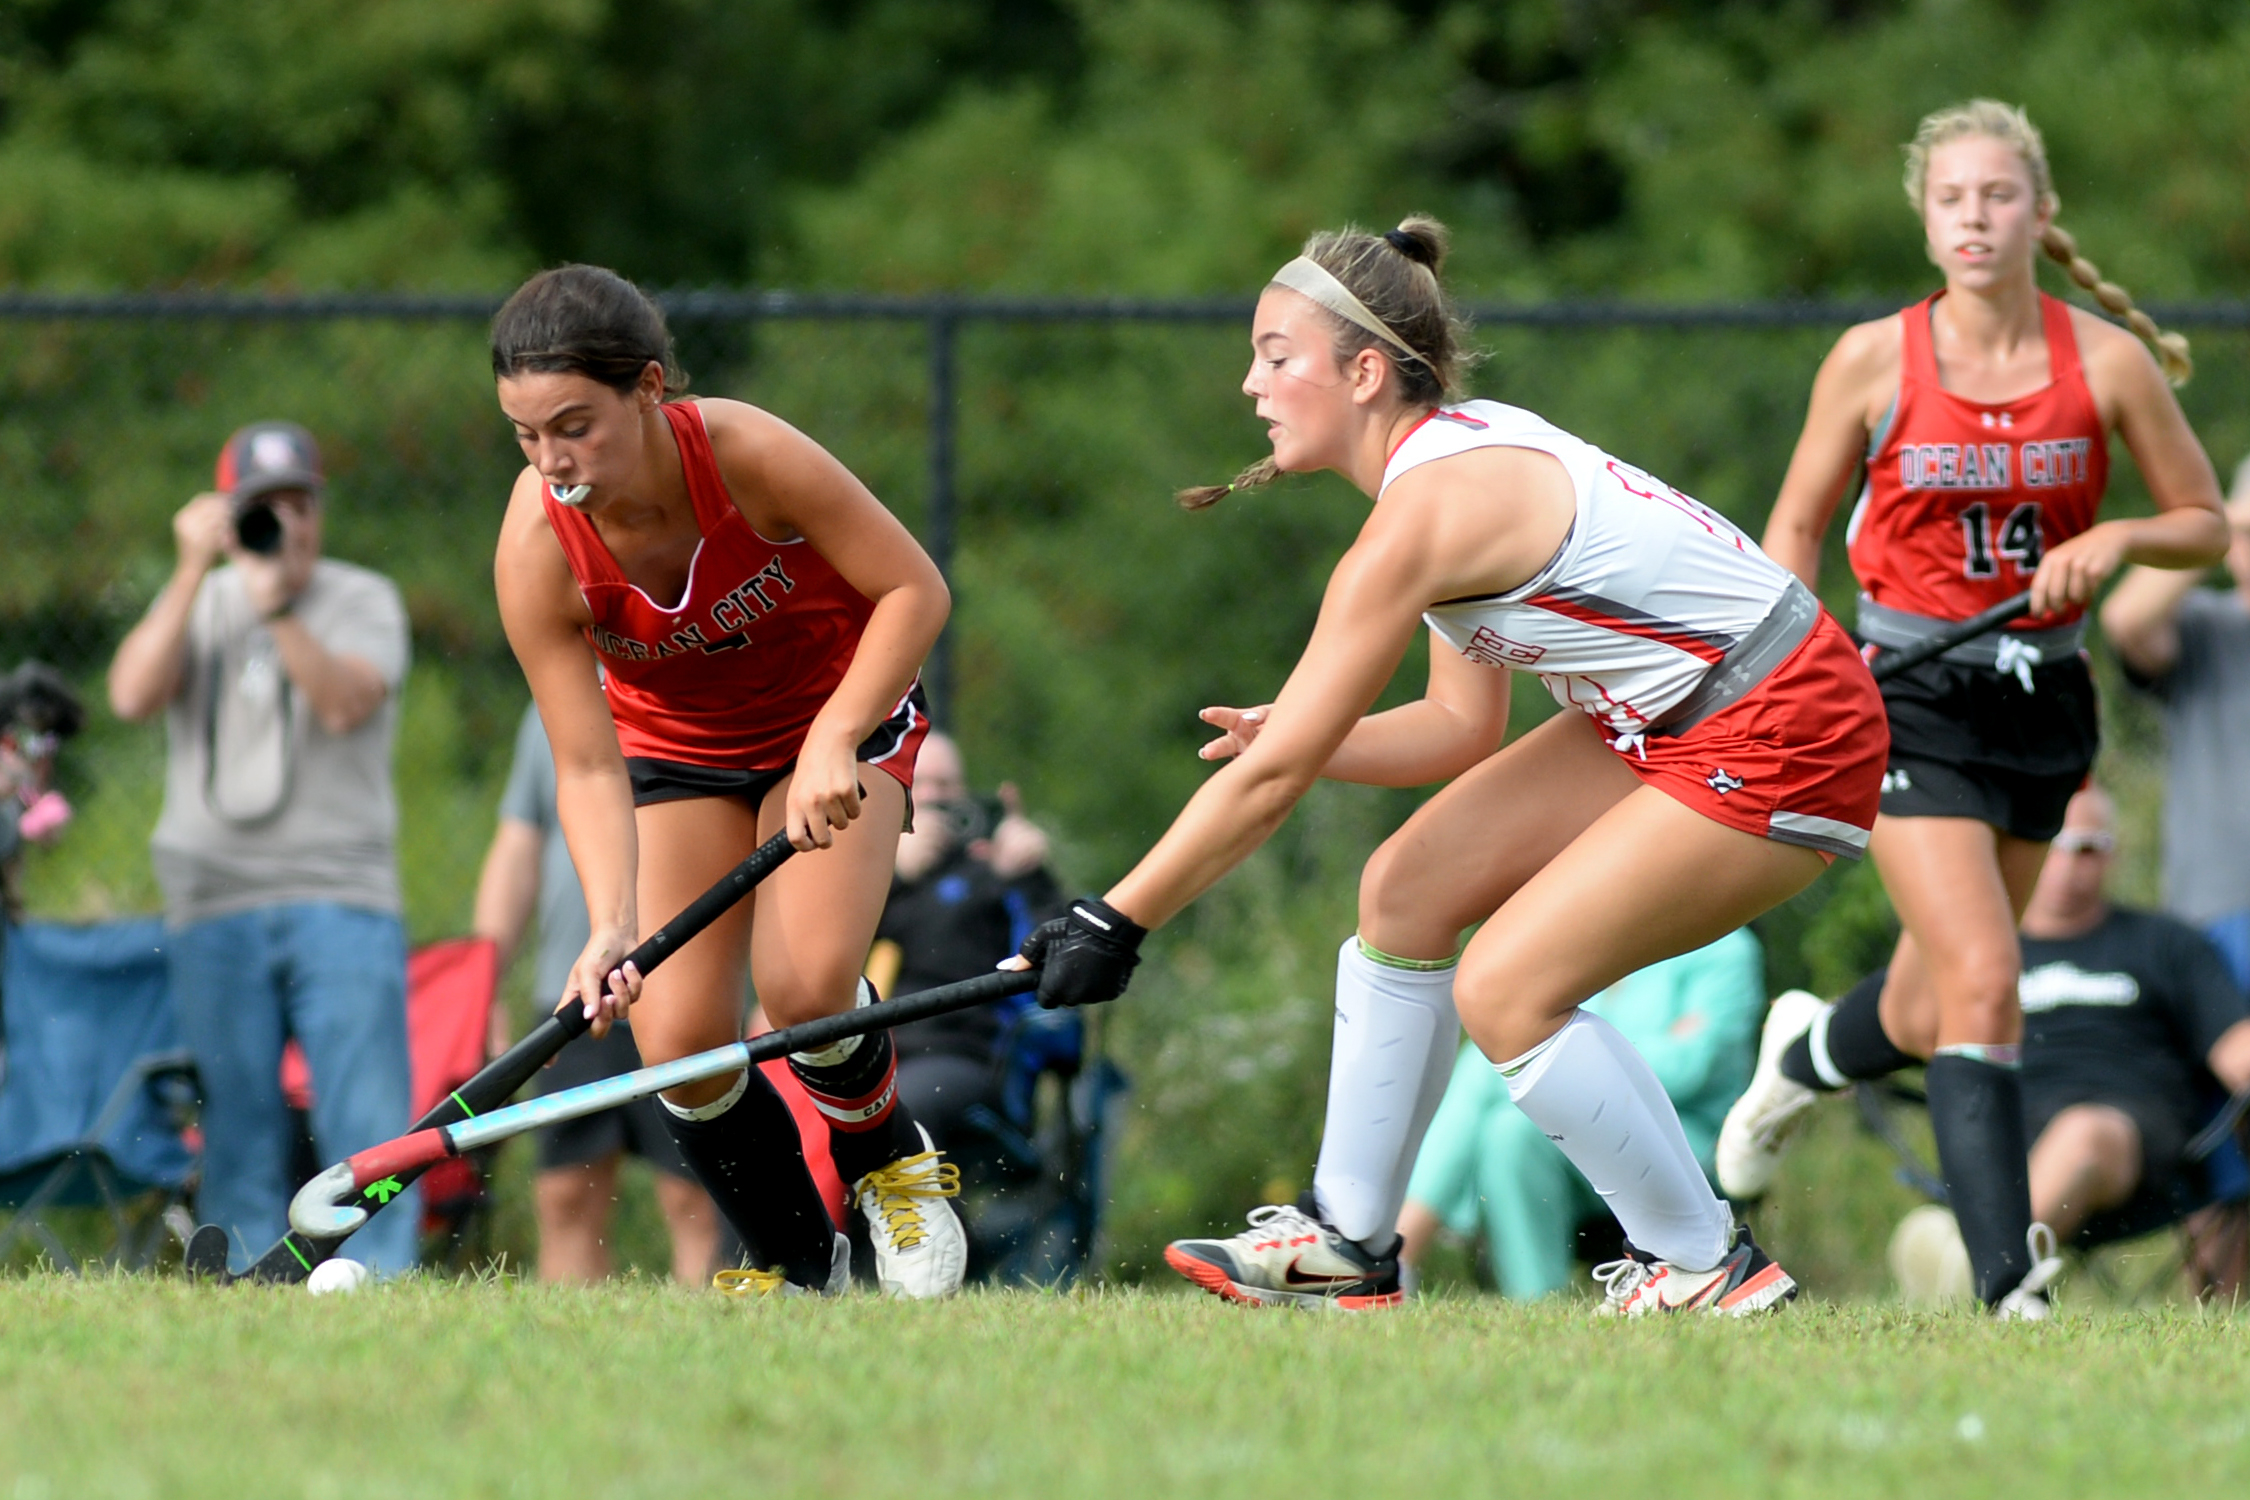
[1960,500,2042,579]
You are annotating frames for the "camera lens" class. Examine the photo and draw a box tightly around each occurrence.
[234,501,283,555]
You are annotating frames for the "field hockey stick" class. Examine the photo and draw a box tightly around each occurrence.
[1867,590,2033,684]
[290,966,1043,1239]
[225,829,798,1282]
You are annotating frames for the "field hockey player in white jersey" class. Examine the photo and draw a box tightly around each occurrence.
[1012,216,1890,1315]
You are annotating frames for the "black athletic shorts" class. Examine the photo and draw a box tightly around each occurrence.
[533,1021,695,1178]
[2023,1086,2191,1193]
[1872,650,2098,843]
[625,682,929,815]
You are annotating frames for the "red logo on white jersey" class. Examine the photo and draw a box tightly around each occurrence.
[1462,627,1546,667]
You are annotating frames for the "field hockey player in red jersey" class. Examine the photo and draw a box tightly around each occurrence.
[492,266,964,1298]
[1718,101,2226,1319]
[1015,216,1888,1315]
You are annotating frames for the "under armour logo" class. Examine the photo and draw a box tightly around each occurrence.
[1881,768,1913,794]
[1979,410,2015,429]
[1706,768,1745,796]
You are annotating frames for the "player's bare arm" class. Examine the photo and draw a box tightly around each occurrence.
[1764,317,1902,586]
[702,399,950,848]
[495,472,642,1034]
[2026,314,2224,616]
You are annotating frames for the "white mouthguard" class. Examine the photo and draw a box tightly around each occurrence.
[548,482,592,508]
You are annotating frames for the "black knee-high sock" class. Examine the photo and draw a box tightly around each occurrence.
[787,1027,925,1189]
[1781,967,1918,1090]
[663,1068,836,1286]
[1926,1053,2034,1305]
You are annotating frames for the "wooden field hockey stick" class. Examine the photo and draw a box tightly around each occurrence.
[218,829,799,1283]
[1867,590,2034,684]
[290,966,1043,1240]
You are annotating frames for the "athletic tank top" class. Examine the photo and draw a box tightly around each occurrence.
[541,402,874,768]
[1847,292,2107,628]
[1384,401,1795,734]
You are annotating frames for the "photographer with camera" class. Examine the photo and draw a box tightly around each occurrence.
[108,421,418,1276]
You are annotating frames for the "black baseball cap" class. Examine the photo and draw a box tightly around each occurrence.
[216,421,325,501]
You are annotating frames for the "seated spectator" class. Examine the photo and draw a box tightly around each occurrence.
[474,704,721,1285]
[1892,784,2250,1301]
[1395,928,1763,1298]
[2102,456,2250,983]
[864,732,1061,1150]
[2013,785,2250,1251]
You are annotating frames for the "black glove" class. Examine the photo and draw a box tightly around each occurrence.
[1017,897,1146,1009]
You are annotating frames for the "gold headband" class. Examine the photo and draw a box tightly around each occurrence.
[1268,256,1428,366]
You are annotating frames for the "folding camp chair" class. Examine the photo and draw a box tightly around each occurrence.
[279,936,498,1266]
[0,920,199,1271]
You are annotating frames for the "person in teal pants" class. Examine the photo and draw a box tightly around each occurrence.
[1396,928,1764,1298]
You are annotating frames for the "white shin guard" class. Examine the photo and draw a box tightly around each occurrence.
[1499,1009,1732,1272]
[1311,937,1461,1244]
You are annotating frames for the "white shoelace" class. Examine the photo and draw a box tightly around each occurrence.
[2018,1222,2065,1299]
[1592,1256,1653,1309]
[1993,635,2043,694]
[1240,1203,1319,1240]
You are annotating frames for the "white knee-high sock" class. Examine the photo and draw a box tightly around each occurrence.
[1498,1009,1732,1272]
[1312,937,1460,1244]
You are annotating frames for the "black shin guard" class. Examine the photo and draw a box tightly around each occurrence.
[1925,1054,2034,1305]
[662,1067,836,1286]
[787,1028,924,1189]
[1780,968,1917,1090]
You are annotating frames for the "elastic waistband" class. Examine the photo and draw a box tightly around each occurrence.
[1855,596,2083,668]
[1651,578,1821,739]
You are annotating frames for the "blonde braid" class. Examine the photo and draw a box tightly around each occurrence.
[2039,225,2192,385]
[1177,455,1279,511]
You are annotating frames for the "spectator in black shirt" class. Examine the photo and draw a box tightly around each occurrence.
[2016,783,2250,1246]
[865,733,1061,1146]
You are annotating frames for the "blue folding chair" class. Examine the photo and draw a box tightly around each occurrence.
[0,920,199,1271]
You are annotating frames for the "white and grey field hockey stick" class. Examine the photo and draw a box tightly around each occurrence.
[1867,589,2034,684]
[213,830,800,1283]
[289,966,1042,1239]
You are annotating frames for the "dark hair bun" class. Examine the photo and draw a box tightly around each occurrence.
[1384,217,1449,274]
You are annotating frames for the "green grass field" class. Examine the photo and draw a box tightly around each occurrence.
[2,1275,2244,1498]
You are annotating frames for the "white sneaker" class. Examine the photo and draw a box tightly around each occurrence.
[854,1125,967,1299]
[714,1231,852,1298]
[1994,1223,2065,1321]
[1162,1204,1404,1310]
[1887,1204,1974,1305]
[1716,989,1830,1200]
[1592,1224,1797,1317]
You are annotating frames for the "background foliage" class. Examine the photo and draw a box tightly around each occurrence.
[2,0,2245,1283]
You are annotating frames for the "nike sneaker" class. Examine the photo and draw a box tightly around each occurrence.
[854,1125,967,1299]
[1593,1224,1797,1316]
[1163,1204,1404,1310]
[1716,988,1830,1199]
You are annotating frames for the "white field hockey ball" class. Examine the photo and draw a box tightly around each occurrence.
[305,1257,372,1296]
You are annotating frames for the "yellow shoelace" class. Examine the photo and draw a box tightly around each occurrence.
[856,1150,961,1251]
[712,1266,789,1297]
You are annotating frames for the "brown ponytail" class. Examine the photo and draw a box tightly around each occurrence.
[2039,225,2193,385]
[1180,214,1475,509]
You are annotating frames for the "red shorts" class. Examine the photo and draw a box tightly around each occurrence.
[1610,612,1887,859]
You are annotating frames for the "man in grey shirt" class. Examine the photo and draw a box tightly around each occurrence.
[108,422,417,1274]
[2103,455,2250,983]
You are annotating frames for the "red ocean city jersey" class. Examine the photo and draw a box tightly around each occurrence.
[541,401,877,768]
[1847,291,2107,628]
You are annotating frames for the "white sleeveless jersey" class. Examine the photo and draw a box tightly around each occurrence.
[1384,401,1794,734]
